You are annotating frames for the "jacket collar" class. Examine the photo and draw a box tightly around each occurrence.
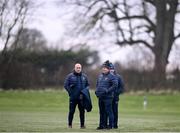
[73,70,82,76]
[102,71,110,75]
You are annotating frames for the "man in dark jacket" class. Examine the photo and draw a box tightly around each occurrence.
[95,60,118,129]
[64,63,90,129]
[109,62,124,129]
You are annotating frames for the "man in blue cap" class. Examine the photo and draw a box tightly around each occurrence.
[109,62,124,129]
[95,60,118,130]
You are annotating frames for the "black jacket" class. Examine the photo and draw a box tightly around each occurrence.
[64,71,89,100]
[113,73,124,100]
[81,87,92,112]
[95,72,118,99]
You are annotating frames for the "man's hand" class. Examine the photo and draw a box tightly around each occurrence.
[70,84,75,88]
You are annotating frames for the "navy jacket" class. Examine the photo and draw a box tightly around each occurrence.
[64,71,89,100]
[113,73,124,100]
[95,72,118,99]
[81,87,92,112]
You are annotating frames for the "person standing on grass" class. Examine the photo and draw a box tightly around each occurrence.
[95,60,118,130]
[64,63,90,129]
[109,62,124,129]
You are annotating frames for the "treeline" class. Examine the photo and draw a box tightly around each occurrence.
[0,47,99,89]
[0,48,180,91]
[105,63,180,91]
[120,69,180,92]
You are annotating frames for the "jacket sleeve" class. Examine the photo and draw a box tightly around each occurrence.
[84,74,90,89]
[117,75,125,95]
[95,76,101,97]
[64,74,71,95]
[107,74,118,93]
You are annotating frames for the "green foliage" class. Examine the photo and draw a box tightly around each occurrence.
[0,90,180,132]
[0,47,99,89]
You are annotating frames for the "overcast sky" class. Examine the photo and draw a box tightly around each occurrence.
[27,0,132,63]
[28,0,64,43]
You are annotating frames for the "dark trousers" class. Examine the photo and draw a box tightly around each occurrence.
[98,98,114,128]
[112,98,119,128]
[68,99,85,127]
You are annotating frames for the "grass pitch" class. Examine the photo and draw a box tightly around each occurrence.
[0,90,180,132]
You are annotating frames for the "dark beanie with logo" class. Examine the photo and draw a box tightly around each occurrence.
[102,60,111,69]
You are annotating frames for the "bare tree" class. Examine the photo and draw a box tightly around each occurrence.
[0,0,35,55]
[0,0,36,89]
[10,28,47,52]
[59,0,180,78]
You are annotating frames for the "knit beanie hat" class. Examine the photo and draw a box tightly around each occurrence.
[102,60,111,69]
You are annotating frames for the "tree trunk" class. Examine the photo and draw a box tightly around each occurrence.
[153,0,178,84]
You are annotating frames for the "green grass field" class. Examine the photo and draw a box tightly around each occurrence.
[0,90,180,132]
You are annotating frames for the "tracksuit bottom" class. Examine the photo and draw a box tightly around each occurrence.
[98,98,114,128]
[112,98,119,128]
[68,99,85,127]
[104,98,119,128]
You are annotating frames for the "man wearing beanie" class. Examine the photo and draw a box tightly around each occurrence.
[95,60,118,130]
[109,62,124,129]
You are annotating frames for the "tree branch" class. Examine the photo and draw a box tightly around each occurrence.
[174,32,180,40]
[117,15,156,31]
[0,0,9,37]
[2,1,25,54]
[144,0,155,5]
[116,39,153,51]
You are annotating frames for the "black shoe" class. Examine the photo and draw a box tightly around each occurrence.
[106,126,113,130]
[80,125,86,129]
[114,126,118,129]
[68,125,72,128]
[96,126,104,130]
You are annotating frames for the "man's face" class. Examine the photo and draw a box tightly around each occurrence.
[102,67,109,74]
[74,63,82,73]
